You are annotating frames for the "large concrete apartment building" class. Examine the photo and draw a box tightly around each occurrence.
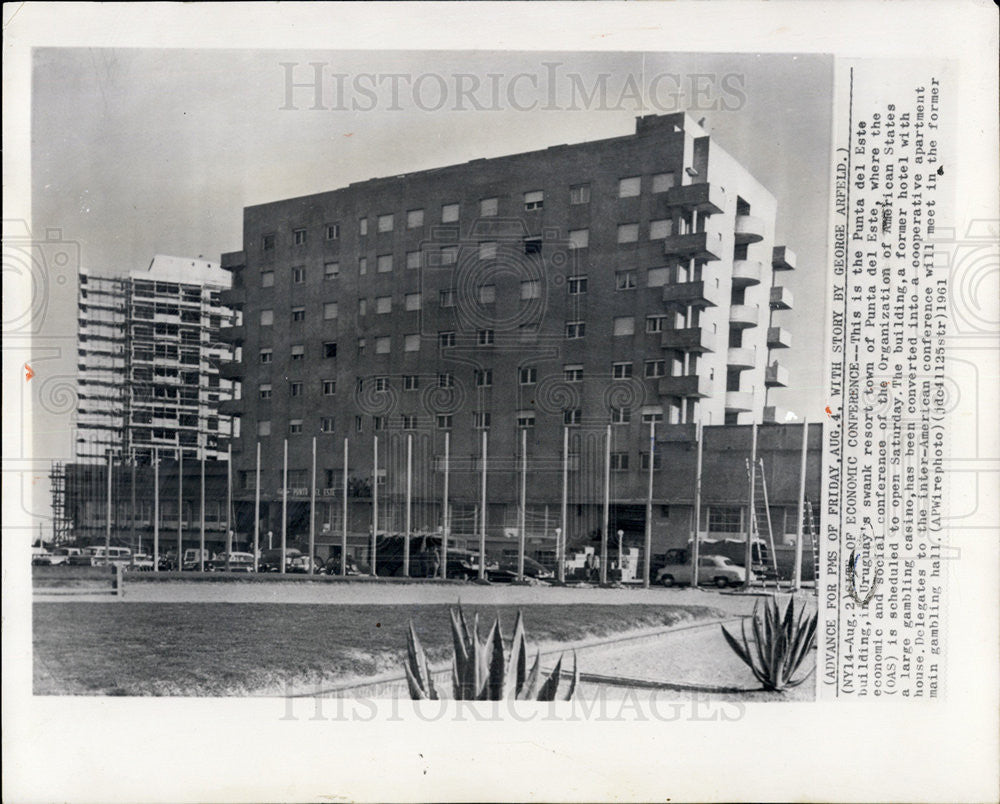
[219,112,814,561]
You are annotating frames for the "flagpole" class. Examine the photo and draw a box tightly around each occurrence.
[692,422,704,587]
[177,448,183,570]
[200,450,206,572]
[341,437,348,576]
[281,438,288,574]
[518,426,527,582]
[153,447,160,572]
[309,435,317,575]
[559,425,568,584]
[794,420,809,591]
[372,434,379,576]
[254,441,261,573]
[479,429,487,581]
[226,443,233,572]
[643,420,655,589]
[105,450,112,564]
[744,423,758,590]
[404,433,412,578]
[601,424,611,585]
[441,431,450,580]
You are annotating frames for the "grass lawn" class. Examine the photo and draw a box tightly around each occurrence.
[33,602,724,696]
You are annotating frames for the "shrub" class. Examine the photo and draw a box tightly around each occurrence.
[404,605,578,701]
[721,595,818,691]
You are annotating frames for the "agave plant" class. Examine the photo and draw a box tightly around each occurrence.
[404,605,578,701]
[721,595,818,692]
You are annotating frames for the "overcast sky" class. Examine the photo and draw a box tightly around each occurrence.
[30,48,832,515]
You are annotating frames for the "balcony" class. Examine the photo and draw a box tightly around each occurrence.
[218,325,244,344]
[772,245,796,271]
[734,215,765,244]
[726,346,756,370]
[763,406,792,424]
[218,398,243,416]
[661,280,721,309]
[769,286,794,310]
[729,304,760,329]
[765,362,790,387]
[218,360,243,380]
[658,374,713,398]
[660,327,717,353]
[662,230,723,261]
[221,251,246,272]
[767,326,792,349]
[664,183,725,215]
[725,391,755,413]
[731,260,763,287]
[219,287,245,308]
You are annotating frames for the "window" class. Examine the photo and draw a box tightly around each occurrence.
[646,316,667,333]
[326,223,340,240]
[568,275,588,295]
[565,321,585,339]
[293,228,307,245]
[261,270,275,288]
[640,452,662,470]
[377,254,393,273]
[258,420,271,436]
[291,344,305,361]
[404,334,420,352]
[358,257,367,275]
[404,293,421,311]
[649,219,673,240]
[401,415,418,430]
[324,302,339,320]
[403,375,419,391]
[478,329,494,345]
[439,331,455,348]
[647,267,670,287]
[652,172,676,193]
[521,280,541,299]
[437,414,453,429]
[645,360,666,378]
[479,285,496,304]
[517,411,536,428]
[519,366,537,384]
[479,241,497,260]
[524,237,542,255]
[612,362,633,378]
[407,209,424,229]
[375,296,392,314]
[480,197,498,217]
[440,246,457,265]
[438,373,454,388]
[617,223,639,244]
[356,377,364,393]
[262,234,275,251]
[611,407,631,424]
[474,411,491,428]
[475,369,493,387]
[292,266,306,283]
[374,377,389,392]
[259,383,272,399]
[570,183,591,205]
[259,348,273,364]
[323,380,336,395]
[613,317,635,337]
[290,381,304,397]
[618,176,641,198]
[357,338,366,355]
[359,218,368,236]
[569,229,589,249]
[375,337,391,354]
[641,408,664,424]
[564,364,583,382]
[321,417,335,432]
[260,309,274,326]
[323,342,337,358]
[324,262,340,280]
[355,416,364,432]
[406,251,421,270]
[708,506,743,533]
[564,409,582,426]
[615,271,636,290]
[442,203,459,223]
[289,419,304,434]
[291,306,306,322]
[524,190,544,211]
[611,452,629,470]
[358,299,367,316]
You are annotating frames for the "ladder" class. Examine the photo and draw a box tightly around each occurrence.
[746,458,781,588]
[805,499,820,586]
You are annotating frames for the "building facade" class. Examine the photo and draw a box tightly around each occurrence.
[75,255,237,464]
[219,112,810,559]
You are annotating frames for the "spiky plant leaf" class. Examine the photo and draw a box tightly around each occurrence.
[486,618,506,700]
[508,610,528,696]
[721,623,753,668]
[536,654,564,701]
[405,621,437,700]
[517,651,543,701]
[563,651,579,702]
[404,662,431,700]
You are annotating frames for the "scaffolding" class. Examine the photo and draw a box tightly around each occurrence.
[48,462,73,545]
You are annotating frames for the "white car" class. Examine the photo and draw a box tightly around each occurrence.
[655,554,749,588]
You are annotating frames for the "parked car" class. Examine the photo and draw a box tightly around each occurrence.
[157,551,178,571]
[33,546,82,566]
[181,548,212,571]
[443,548,499,581]
[289,554,322,574]
[258,548,302,573]
[31,547,54,566]
[68,546,133,567]
[208,552,256,573]
[128,552,155,571]
[655,554,749,588]
[319,556,371,576]
[489,556,555,583]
